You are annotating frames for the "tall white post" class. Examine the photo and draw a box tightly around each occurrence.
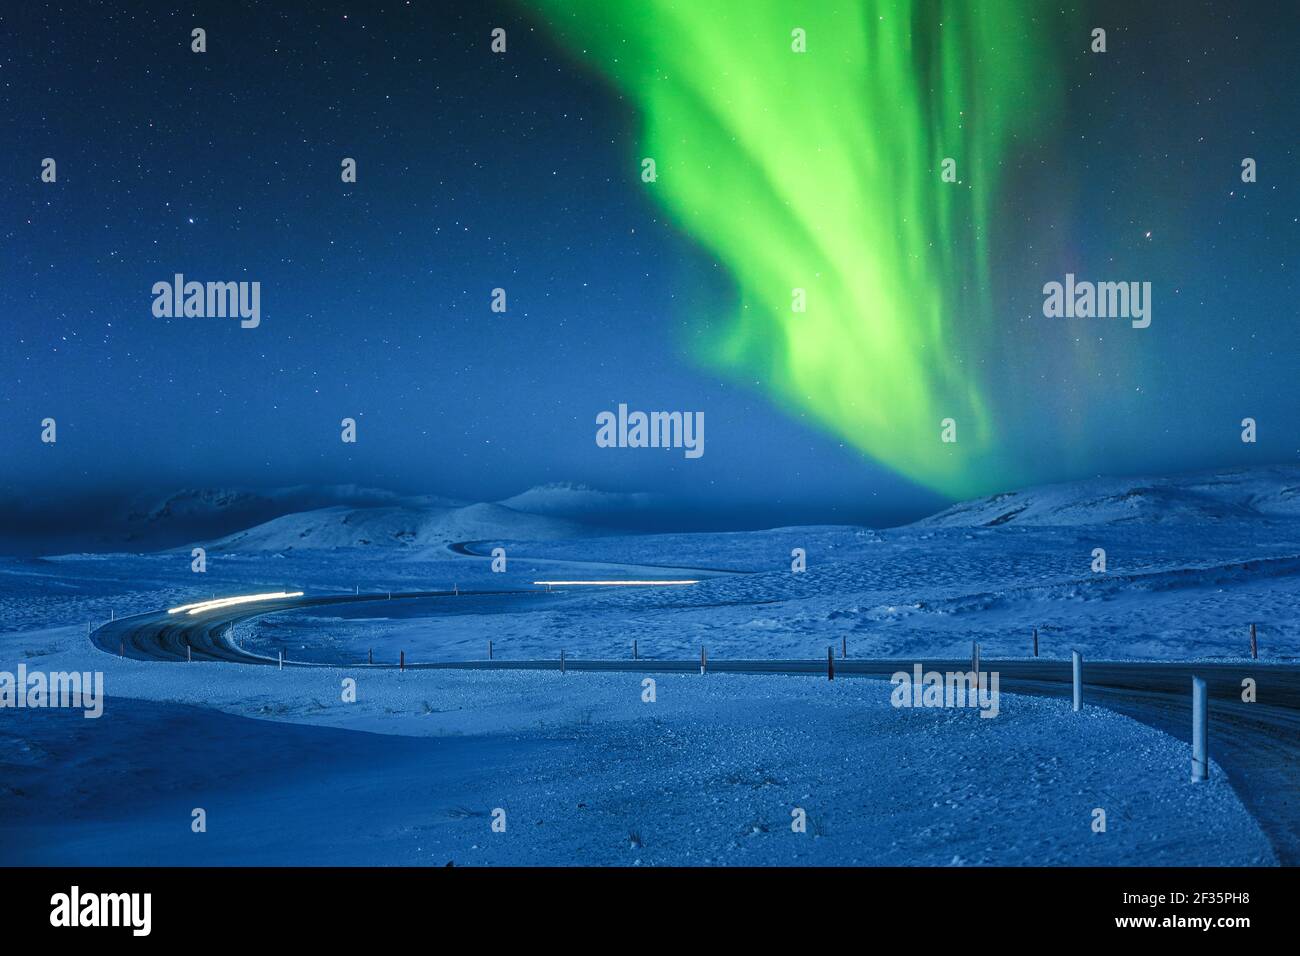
[1192,677,1209,782]
[1072,650,1082,712]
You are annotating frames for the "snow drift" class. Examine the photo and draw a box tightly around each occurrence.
[914,465,1300,528]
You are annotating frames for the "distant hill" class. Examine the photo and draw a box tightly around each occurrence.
[196,483,672,553]
[3,482,640,555]
[913,465,1300,528]
[200,500,594,553]
[497,483,660,520]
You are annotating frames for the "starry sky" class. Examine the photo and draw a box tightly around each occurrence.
[2,0,1296,537]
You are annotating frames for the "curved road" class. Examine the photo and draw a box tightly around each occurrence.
[91,585,1300,865]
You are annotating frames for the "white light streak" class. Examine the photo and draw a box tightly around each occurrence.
[167,591,304,616]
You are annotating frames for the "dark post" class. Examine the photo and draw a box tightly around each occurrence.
[827,647,835,680]
[400,650,405,672]
[1250,623,1258,660]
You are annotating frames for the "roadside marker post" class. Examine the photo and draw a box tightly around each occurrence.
[1192,677,1209,782]
[633,639,638,660]
[972,641,980,675]
[1072,650,1083,712]
[368,648,372,665]
[278,650,283,671]
[842,635,847,659]
[488,639,493,660]
[700,645,707,675]
[400,650,405,672]
[187,643,192,663]
[827,647,834,681]
[560,649,566,674]
[1032,627,1039,657]
[1250,623,1258,660]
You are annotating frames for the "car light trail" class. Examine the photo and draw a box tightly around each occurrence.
[167,591,304,615]
[532,580,699,587]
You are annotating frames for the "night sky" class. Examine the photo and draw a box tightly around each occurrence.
[3,0,1297,536]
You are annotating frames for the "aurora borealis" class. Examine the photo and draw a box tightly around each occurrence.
[3,0,1297,536]
[530,0,1071,498]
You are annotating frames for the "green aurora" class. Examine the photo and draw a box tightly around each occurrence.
[530,0,1071,498]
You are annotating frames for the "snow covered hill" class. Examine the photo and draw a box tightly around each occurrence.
[200,500,596,553]
[185,482,679,554]
[122,485,415,547]
[193,465,1300,554]
[497,482,660,521]
[914,465,1300,528]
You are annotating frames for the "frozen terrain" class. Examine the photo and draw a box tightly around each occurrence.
[2,465,1298,865]
[0,623,1275,866]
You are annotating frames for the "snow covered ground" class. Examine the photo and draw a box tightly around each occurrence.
[2,465,1297,865]
[0,623,1274,866]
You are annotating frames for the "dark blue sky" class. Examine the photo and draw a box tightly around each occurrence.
[2,0,1296,536]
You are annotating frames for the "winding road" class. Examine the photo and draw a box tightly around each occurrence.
[89,555,1300,865]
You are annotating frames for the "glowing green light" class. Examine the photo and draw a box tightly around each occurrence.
[529,0,1068,497]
